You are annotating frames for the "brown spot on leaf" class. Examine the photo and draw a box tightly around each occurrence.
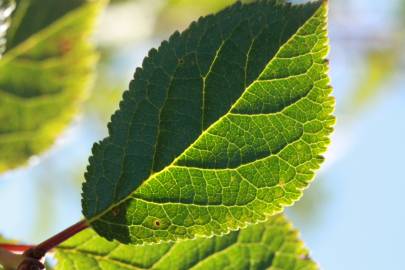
[111,207,120,217]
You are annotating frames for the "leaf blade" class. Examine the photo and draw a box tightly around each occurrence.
[0,0,105,172]
[83,0,334,244]
[56,215,318,270]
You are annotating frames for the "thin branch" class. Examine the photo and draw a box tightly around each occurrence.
[0,220,89,270]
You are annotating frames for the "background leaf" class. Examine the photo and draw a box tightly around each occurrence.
[5,0,84,50]
[56,214,318,270]
[0,0,105,173]
[82,0,334,245]
[0,0,15,58]
[155,0,253,33]
[0,234,17,270]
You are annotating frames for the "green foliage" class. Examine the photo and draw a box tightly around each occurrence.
[156,0,252,31]
[0,235,15,270]
[0,0,105,172]
[56,215,318,270]
[0,0,15,57]
[348,48,398,114]
[82,0,334,245]
[0,234,14,245]
[5,0,84,50]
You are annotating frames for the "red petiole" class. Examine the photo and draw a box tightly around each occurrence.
[0,244,33,253]
[0,220,89,269]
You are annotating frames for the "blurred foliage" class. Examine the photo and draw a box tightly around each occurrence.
[0,0,15,57]
[0,235,13,244]
[288,177,330,229]
[0,235,11,270]
[6,0,84,50]
[85,49,125,123]
[86,84,123,123]
[348,49,397,113]
[0,0,105,173]
[346,0,404,114]
[31,176,57,241]
[0,235,16,270]
[109,0,135,3]
[155,0,253,33]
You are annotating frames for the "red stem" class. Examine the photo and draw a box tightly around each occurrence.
[0,244,33,253]
[0,220,89,269]
[0,220,89,258]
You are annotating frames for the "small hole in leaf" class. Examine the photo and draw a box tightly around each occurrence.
[178,58,184,65]
[154,220,161,227]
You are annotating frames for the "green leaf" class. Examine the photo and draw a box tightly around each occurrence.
[5,0,85,51]
[348,49,398,114]
[0,234,18,270]
[0,0,105,172]
[0,0,16,57]
[156,0,253,32]
[0,234,16,248]
[82,0,334,244]
[56,215,318,270]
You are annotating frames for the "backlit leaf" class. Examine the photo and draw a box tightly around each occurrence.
[0,0,104,172]
[82,0,334,244]
[56,215,318,270]
[0,0,15,57]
